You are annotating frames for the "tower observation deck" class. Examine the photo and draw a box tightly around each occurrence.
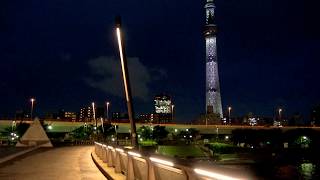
[204,0,223,117]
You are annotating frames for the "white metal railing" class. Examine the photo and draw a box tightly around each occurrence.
[94,142,249,180]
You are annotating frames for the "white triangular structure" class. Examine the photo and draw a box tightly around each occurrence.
[16,118,53,147]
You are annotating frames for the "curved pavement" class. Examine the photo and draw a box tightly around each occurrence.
[0,146,106,180]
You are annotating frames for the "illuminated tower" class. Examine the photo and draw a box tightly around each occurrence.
[204,0,223,117]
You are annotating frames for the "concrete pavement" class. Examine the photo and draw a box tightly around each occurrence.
[0,146,106,180]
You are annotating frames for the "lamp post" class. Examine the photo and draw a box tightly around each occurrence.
[278,108,282,122]
[228,106,232,124]
[92,102,96,129]
[171,104,175,121]
[106,102,110,121]
[30,98,35,121]
[115,16,137,147]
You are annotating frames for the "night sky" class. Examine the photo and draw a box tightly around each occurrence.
[1,0,319,122]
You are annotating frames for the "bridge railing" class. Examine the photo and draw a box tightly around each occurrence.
[94,142,249,180]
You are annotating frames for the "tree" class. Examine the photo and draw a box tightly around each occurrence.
[178,128,199,144]
[98,124,116,137]
[0,122,30,145]
[70,125,94,140]
[137,126,152,140]
[152,125,169,142]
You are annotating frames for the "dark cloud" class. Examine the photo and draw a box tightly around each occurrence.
[86,56,166,101]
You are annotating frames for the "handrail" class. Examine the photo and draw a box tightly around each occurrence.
[94,142,250,180]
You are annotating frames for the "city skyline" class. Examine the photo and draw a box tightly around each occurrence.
[1,0,320,122]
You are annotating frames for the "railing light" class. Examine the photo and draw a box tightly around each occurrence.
[107,146,114,149]
[95,142,102,146]
[150,157,174,167]
[116,148,124,152]
[194,168,240,180]
[128,151,142,157]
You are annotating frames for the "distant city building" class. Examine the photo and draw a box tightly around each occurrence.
[154,94,172,114]
[15,110,30,120]
[204,0,223,117]
[64,112,77,121]
[112,112,129,123]
[311,106,320,126]
[79,106,94,122]
[154,94,173,123]
[139,114,151,123]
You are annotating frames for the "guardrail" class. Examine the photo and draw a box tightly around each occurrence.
[94,142,249,180]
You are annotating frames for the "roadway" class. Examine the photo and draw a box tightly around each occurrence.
[0,146,106,180]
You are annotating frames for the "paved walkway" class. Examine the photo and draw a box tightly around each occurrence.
[0,146,106,180]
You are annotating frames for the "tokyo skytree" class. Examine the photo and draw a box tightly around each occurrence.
[204,0,223,117]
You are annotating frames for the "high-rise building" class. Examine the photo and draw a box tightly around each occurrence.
[204,0,223,117]
[79,106,94,122]
[154,94,173,123]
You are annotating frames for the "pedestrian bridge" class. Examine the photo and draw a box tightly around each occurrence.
[93,142,250,180]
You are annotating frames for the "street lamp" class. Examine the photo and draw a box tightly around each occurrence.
[228,106,232,125]
[92,102,96,128]
[115,16,137,147]
[30,98,35,121]
[106,101,110,121]
[278,108,282,121]
[171,104,175,121]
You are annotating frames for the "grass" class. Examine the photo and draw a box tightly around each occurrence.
[208,142,235,154]
[157,145,206,158]
[139,140,157,146]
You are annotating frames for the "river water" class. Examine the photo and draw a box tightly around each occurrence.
[199,160,320,179]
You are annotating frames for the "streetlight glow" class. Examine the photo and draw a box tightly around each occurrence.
[171,104,175,121]
[278,108,283,122]
[30,98,35,121]
[106,101,110,120]
[116,27,130,102]
[228,106,232,125]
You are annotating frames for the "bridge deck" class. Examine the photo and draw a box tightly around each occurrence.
[0,146,106,180]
